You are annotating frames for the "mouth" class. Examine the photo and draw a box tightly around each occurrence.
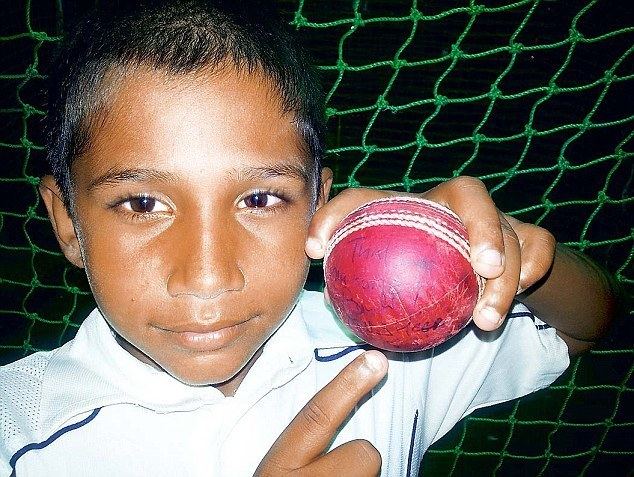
[157,317,254,352]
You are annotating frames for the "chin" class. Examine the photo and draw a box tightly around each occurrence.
[166,366,232,387]
[175,375,220,387]
[163,355,249,388]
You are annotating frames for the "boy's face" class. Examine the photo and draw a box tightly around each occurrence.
[42,67,331,389]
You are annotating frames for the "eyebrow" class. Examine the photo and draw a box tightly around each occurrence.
[233,162,312,184]
[87,168,177,191]
[87,162,313,191]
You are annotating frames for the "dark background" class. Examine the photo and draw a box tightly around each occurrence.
[0,0,632,475]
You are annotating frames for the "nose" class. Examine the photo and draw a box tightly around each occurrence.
[166,213,245,299]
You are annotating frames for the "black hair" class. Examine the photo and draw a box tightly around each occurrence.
[45,0,326,210]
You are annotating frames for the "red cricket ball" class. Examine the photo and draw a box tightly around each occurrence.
[323,197,484,352]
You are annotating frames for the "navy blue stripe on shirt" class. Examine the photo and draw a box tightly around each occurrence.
[507,310,551,330]
[314,344,373,362]
[9,407,102,476]
[507,311,535,320]
[406,410,419,477]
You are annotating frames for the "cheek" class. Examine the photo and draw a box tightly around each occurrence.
[78,225,169,313]
[241,213,310,271]
[238,212,312,306]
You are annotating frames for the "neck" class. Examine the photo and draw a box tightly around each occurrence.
[112,331,262,397]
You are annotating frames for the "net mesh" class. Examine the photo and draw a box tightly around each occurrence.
[0,0,632,475]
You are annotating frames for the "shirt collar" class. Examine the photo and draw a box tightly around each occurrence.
[235,296,314,399]
[40,293,316,433]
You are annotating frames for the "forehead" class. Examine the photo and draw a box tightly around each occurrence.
[75,66,310,182]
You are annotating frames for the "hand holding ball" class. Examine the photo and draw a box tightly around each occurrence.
[324,197,484,352]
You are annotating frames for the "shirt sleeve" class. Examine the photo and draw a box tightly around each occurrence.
[422,301,570,445]
[0,351,56,477]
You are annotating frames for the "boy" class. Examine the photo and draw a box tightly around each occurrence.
[0,1,617,476]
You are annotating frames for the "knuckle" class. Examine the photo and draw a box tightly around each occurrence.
[523,225,556,261]
[535,231,556,266]
[450,175,487,192]
[300,399,332,430]
[522,223,555,246]
[539,228,557,251]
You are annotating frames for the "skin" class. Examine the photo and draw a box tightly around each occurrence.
[41,66,333,394]
[305,183,618,355]
[41,67,617,475]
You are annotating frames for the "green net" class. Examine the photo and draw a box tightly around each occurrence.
[0,0,632,475]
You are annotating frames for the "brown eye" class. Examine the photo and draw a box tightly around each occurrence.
[244,193,268,208]
[239,192,283,209]
[129,196,156,213]
[121,195,170,214]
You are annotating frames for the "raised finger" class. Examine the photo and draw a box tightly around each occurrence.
[259,351,388,471]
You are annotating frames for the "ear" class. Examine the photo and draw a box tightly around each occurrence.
[316,167,333,209]
[39,176,85,269]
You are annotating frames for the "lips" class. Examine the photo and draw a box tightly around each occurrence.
[156,315,254,352]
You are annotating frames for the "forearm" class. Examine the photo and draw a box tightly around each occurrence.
[516,244,620,355]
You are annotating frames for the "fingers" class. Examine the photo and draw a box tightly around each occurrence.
[310,177,556,333]
[255,351,388,475]
[424,177,506,280]
[506,216,556,293]
[423,177,519,330]
[306,189,396,259]
[299,439,382,477]
[471,213,521,331]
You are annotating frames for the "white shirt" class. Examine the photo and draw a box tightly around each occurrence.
[0,290,569,476]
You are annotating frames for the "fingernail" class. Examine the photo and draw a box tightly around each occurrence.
[306,237,323,253]
[363,351,386,373]
[479,307,502,327]
[477,249,503,268]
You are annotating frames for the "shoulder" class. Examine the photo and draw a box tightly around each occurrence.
[297,290,363,349]
[0,309,115,458]
[427,300,570,379]
[0,350,58,460]
[1,350,57,424]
